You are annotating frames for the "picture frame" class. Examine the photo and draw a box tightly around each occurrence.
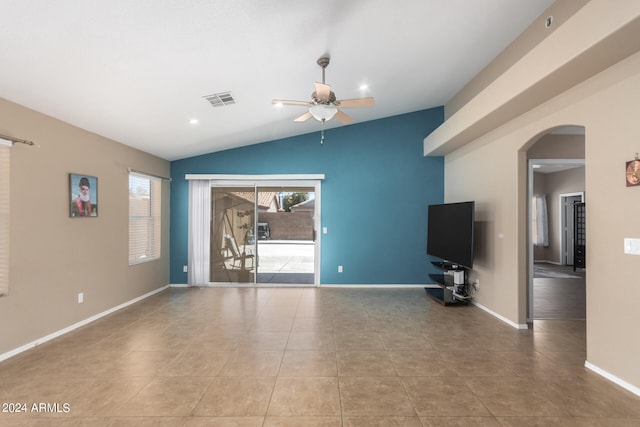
[626,159,640,187]
[69,174,98,217]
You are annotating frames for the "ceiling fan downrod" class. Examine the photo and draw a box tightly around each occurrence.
[317,56,330,84]
[317,57,331,144]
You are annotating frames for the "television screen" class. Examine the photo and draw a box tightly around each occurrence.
[427,201,475,269]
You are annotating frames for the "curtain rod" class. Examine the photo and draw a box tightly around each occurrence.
[0,133,36,147]
[127,168,171,181]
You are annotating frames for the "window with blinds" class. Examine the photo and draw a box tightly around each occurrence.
[128,172,161,265]
[0,145,9,296]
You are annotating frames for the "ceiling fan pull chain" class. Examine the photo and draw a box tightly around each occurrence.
[320,119,325,144]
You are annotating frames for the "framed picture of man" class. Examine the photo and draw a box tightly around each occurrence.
[69,174,98,217]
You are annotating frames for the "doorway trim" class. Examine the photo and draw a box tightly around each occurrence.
[527,159,584,322]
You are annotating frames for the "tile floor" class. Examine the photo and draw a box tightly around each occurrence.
[1,287,640,426]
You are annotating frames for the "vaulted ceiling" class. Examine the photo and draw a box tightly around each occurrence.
[0,0,554,160]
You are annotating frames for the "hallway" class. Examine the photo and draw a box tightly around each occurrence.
[533,263,586,320]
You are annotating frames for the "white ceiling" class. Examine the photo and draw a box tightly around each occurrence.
[0,0,554,161]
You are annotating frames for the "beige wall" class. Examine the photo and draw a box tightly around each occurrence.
[444,50,640,389]
[426,1,640,157]
[429,0,640,392]
[446,0,590,119]
[0,98,170,356]
[527,133,585,159]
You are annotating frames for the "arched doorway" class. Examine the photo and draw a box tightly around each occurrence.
[522,125,586,323]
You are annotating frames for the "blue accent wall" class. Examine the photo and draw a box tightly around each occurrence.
[170,108,444,284]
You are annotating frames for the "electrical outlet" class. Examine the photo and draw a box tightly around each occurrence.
[338,265,343,273]
[472,280,479,290]
[183,265,188,273]
[77,292,84,304]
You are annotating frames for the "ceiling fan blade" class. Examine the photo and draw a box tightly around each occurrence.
[293,111,313,122]
[273,99,313,107]
[336,97,375,108]
[314,82,331,101]
[334,110,354,125]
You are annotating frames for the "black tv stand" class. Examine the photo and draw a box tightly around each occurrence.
[430,261,462,271]
[425,261,471,306]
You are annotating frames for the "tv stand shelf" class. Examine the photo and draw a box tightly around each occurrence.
[425,261,471,306]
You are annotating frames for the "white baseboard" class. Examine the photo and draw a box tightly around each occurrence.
[320,284,430,288]
[585,361,640,397]
[169,283,432,289]
[472,301,529,329]
[180,283,335,289]
[0,285,170,363]
[174,283,431,289]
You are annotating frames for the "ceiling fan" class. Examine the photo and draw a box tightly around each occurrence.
[272,56,375,127]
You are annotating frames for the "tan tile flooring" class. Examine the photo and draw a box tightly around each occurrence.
[1,287,640,426]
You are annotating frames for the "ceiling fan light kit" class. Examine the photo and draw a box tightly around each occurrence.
[309,104,337,121]
[273,55,375,143]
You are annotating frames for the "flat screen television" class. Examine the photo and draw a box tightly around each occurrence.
[427,201,475,269]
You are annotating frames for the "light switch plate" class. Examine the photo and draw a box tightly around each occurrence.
[624,238,640,255]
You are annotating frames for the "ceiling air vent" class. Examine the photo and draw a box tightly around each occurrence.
[204,91,236,108]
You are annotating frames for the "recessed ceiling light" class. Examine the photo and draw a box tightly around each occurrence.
[359,84,369,90]
[274,102,283,107]
[189,118,199,125]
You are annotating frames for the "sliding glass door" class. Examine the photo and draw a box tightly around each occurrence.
[210,186,256,284]
[208,181,320,286]
[255,187,315,285]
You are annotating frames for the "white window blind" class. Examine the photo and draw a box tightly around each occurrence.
[0,145,9,296]
[532,195,549,247]
[128,172,161,265]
